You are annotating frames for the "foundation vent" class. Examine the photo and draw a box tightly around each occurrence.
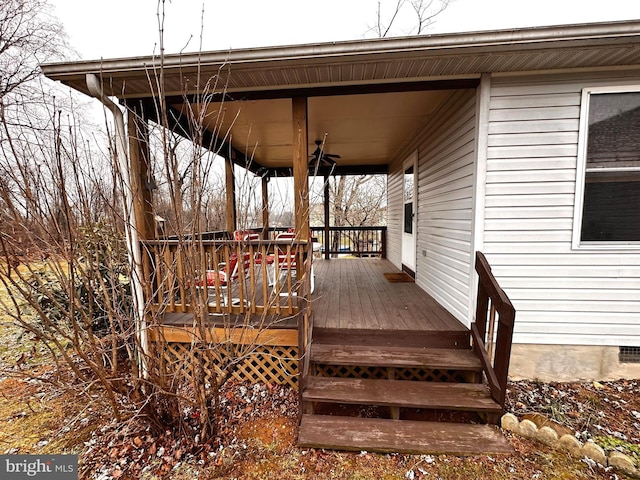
[619,346,640,363]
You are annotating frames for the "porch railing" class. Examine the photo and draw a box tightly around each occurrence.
[471,251,516,408]
[141,239,312,317]
[271,226,387,258]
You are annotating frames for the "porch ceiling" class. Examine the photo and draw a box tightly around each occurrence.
[175,89,451,169]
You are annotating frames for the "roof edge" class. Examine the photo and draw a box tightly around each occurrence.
[42,20,640,78]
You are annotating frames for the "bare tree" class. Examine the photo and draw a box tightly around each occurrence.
[0,0,68,126]
[369,0,453,38]
[330,174,386,255]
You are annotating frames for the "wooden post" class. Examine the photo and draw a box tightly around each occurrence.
[324,173,330,260]
[225,156,237,235]
[292,97,309,241]
[261,176,270,240]
[128,109,155,240]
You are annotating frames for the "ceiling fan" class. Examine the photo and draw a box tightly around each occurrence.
[309,139,340,171]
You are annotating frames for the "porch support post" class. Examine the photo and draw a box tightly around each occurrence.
[225,156,237,235]
[324,173,330,260]
[292,96,309,240]
[261,176,270,239]
[128,108,155,240]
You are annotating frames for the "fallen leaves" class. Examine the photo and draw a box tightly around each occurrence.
[2,371,636,480]
[78,381,299,479]
[506,379,640,445]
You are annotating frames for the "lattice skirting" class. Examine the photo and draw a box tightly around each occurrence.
[160,342,299,389]
[313,364,470,382]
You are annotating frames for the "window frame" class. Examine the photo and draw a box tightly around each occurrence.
[572,85,640,251]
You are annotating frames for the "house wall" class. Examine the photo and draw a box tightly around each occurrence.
[483,70,640,349]
[388,89,478,325]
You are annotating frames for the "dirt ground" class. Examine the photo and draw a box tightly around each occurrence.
[1,367,637,480]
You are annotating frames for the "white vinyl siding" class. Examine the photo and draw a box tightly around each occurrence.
[389,89,477,325]
[484,71,640,347]
[386,164,403,267]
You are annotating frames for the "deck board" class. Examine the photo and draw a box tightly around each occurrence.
[312,258,466,332]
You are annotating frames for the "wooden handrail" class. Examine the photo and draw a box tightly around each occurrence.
[269,226,386,257]
[471,251,516,408]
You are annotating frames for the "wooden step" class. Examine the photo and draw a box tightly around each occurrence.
[310,344,483,371]
[298,414,514,455]
[303,377,501,413]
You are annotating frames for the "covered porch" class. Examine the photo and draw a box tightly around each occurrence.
[41,30,521,453]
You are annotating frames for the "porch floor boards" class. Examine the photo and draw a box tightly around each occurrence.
[160,258,465,333]
[312,258,466,332]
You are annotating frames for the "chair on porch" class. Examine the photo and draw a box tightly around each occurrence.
[233,230,254,241]
[274,231,315,295]
[198,250,252,307]
[238,232,278,286]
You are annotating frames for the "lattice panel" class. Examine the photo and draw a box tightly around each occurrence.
[394,368,467,383]
[161,342,299,389]
[314,364,388,379]
[233,346,299,387]
[314,364,467,382]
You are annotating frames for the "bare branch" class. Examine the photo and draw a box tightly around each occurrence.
[367,0,453,38]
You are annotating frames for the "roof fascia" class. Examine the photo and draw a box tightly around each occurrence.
[42,20,640,79]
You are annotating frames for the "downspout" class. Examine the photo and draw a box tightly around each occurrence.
[86,73,149,376]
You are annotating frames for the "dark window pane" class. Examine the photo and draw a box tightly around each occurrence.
[404,202,413,234]
[581,175,640,241]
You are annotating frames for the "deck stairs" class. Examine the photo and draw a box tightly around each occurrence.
[297,328,513,455]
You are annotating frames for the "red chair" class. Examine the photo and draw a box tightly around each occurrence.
[233,230,253,241]
[197,251,251,307]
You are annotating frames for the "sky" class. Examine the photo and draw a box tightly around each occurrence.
[41,0,640,214]
[48,0,640,61]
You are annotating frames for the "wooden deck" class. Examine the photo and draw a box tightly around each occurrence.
[161,258,466,334]
[312,258,466,332]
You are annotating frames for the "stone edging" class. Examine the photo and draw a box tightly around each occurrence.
[501,413,639,478]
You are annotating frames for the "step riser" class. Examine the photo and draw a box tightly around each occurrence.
[313,328,471,349]
[303,399,499,414]
[303,403,490,424]
[312,365,480,383]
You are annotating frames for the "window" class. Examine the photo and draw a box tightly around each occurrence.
[403,166,414,234]
[575,87,640,247]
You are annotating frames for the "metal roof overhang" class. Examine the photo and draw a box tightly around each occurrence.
[42,21,640,174]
